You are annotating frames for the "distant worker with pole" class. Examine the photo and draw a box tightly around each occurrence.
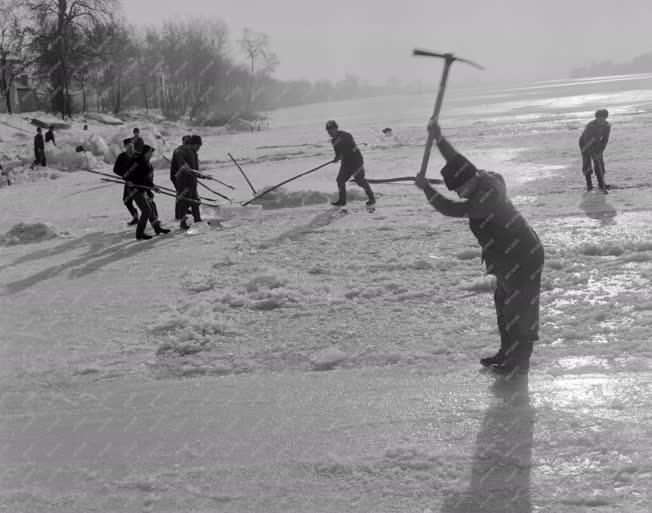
[326,120,376,208]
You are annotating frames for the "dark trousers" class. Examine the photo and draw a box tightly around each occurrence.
[493,253,544,366]
[123,185,138,217]
[176,177,201,222]
[581,150,606,187]
[32,148,46,167]
[132,191,159,237]
[336,165,375,204]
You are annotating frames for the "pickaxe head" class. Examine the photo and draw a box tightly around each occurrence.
[413,49,485,70]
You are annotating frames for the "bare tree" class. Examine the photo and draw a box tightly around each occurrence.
[26,0,115,119]
[0,0,29,114]
[238,28,277,112]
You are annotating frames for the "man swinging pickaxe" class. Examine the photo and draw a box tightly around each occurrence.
[414,49,484,182]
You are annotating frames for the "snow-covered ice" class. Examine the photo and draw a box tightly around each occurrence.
[1,74,651,512]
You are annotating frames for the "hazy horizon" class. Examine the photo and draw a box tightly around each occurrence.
[124,0,651,87]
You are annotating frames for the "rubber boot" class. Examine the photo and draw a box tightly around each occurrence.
[491,339,533,377]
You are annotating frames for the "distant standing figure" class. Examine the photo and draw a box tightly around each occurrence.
[45,126,56,146]
[579,109,611,193]
[83,124,88,131]
[326,120,375,207]
[132,127,144,154]
[30,127,46,169]
[113,137,139,225]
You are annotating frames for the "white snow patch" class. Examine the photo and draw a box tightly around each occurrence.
[309,346,348,370]
[461,274,497,292]
[181,270,218,293]
[580,242,625,256]
[456,249,481,260]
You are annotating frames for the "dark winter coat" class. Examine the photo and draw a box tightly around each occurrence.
[423,140,543,279]
[34,133,44,150]
[113,152,134,178]
[170,144,196,184]
[45,130,55,145]
[579,119,610,153]
[331,130,363,172]
[172,145,200,197]
[123,155,154,188]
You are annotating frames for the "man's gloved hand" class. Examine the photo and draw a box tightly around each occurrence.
[427,117,442,140]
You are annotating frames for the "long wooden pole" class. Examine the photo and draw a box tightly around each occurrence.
[241,161,333,206]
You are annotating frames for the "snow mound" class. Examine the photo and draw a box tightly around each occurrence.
[1,222,66,246]
[461,274,497,292]
[86,113,124,125]
[456,249,481,260]
[181,270,217,293]
[309,346,348,370]
[580,242,624,256]
[249,187,331,209]
[245,273,288,292]
[44,143,98,170]
[31,117,70,129]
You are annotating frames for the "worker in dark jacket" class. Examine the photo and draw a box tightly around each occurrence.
[30,127,46,169]
[415,118,544,377]
[579,109,611,192]
[173,135,206,230]
[132,127,144,154]
[45,127,56,146]
[123,145,170,240]
[113,137,139,225]
[326,120,375,207]
[169,136,191,188]
[170,135,192,220]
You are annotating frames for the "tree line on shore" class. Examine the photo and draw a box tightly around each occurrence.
[0,0,420,123]
[571,51,652,78]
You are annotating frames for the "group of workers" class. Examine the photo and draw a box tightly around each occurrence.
[101,107,611,378]
[111,128,208,239]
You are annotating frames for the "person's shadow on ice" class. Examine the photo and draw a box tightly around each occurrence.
[439,376,534,513]
[579,191,617,225]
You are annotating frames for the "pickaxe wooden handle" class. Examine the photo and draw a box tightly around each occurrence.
[414,49,484,179]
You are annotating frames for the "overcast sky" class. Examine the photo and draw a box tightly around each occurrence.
[124,0,652,85]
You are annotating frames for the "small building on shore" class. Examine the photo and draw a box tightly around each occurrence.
[0,58,38,114]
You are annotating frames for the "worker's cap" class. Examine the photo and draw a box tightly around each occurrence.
[595,109,609,118]
[325,120,338,130]
[441,153,478,191]
[189,135,202,145]
[122,138,133,145]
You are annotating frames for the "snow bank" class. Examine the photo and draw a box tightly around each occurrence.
[580,242,625,256]
[0,222,66,245]
[86,113,124,125]
[43,142,98,171]
[461,274,497,292]
[309,346,348,370]
[30,117,70,129]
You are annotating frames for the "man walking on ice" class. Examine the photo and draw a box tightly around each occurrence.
[326,120,375,208]
[415,118,544,376]
[579,109,611,193]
